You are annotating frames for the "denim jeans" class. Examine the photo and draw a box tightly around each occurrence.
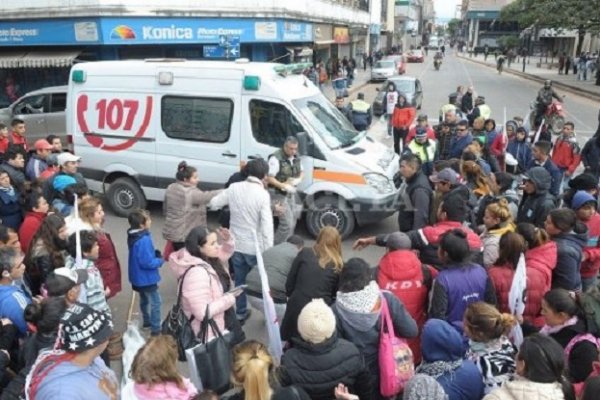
[138,286,161,334]
[230,252,257,318]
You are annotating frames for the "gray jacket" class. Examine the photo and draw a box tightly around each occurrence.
[245,242,300,302]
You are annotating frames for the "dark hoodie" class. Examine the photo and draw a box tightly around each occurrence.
[419,319,484,400]
[517,167,556,228]
[581,133,600,177]
[551,221,588,291]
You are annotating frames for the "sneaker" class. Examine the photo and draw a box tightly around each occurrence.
[236,309,252,324]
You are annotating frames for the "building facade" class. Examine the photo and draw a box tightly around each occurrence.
[394,0,435,51]
[461,0,518,51]
[0,0,377,106]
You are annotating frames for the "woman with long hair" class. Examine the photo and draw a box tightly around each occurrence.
[163,161,222,251]
[483,334,574,400]
[0,170,22,231]
[129,335,197,399]
[168,226,243,343]
[23,214,69,296]
[281,226,343,341]
[480,199,515,267]
[229,340,310,400]
[461,160,493,198]
[68,197,122,299]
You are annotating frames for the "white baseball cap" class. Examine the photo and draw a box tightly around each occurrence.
[57,152,81,166]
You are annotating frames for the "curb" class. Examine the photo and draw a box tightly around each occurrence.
[458,55,600,102]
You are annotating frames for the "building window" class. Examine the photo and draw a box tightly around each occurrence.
[161,96,233,143]
[249,99,303,148]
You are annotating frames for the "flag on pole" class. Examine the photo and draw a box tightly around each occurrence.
[73,194,82,269]
[533,119,545,144]
[508,253,527,348]
[253,231,283,363]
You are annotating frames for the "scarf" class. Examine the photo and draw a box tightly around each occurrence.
[539,315,578,335]
[0,185,15,197]
[416,359,463,379]
[336,281,380,314]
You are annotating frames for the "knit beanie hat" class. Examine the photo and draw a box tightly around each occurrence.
[297,299,336,344]
[402,374,448,400]
[59,302,113,352]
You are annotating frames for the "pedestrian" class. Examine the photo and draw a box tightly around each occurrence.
[507,127,532,174]
[127,335,198,399]
[391,94,415,154]
[527,141,562,198]
[406,113,436,144]
[551,122,581,191]
[571,191,600,291]
[245,235,304,322]
[407,127,437,176]
[517,167,556,228]
[578,52,588,80]
[23,214,69,296]
[483,334,574,400]
[376,233,436,363]
[545,208,587,291]
[428,229,496,331]
[581,129,600,177]
[267,136,303,244]
[229,340,310,400]
[280,298,374,400]
[19,191,49,254]
[163,161,221,251]
[25,303,118,400]
[417,319,485,400]
[7,118,28,153]
[565,55,572,75]
[46,134,63,154]
[558,52,566,74]
[0,224,20,251]
[382,82,400,137]
[209,158,274,323]
[450,120,473,158]
[480,199,515,267]
[69,197,122,300]
[540,289,599,386]
[127,209,164,336]
[42,152,86,203]
[0,170,22,231]
[464,302,517,395]
[461,87,474,114]
[0,248,31,337]
[348,93,372,132]
[25,139,53,182]
[333,258,418,399]
[0,145,26,192]
[281,226,342,341]
[435,121,454,161]
[396,153,432,232]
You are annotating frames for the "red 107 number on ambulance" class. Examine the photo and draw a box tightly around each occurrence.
[76,93,153,152]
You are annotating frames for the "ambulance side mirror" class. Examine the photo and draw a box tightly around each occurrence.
[296,131,309,156]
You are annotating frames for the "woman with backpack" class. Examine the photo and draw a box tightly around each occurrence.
[540,289,599,388]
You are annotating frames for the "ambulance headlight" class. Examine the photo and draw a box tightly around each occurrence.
[364,173,394,194]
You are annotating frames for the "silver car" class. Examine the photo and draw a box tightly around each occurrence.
[0,85,67,146]
[370,60,397,82]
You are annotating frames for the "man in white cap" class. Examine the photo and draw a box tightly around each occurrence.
[45,267,88,305]
[42,152,86,202]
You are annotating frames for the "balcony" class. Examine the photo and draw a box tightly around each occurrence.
[1,0,370,25]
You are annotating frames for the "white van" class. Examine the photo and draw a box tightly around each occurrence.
[66,59,399,238]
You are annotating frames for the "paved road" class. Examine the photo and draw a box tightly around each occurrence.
[104,50,600,371]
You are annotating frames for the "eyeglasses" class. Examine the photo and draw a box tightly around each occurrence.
[457,128,467,132]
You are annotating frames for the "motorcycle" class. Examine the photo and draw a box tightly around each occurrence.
[527,99,566,140]
[434,58,441,71]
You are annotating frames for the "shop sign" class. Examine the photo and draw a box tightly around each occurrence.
[333,27,350,44]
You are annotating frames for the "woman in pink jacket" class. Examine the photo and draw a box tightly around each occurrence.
[168,225,244,341]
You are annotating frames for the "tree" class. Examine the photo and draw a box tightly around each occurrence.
[497,35,520,50]
[501,0,600,55]
[447,18,462,38]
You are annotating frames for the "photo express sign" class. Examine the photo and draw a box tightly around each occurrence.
[102,18,313,44]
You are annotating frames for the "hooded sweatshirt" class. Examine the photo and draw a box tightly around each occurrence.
[419,319,484,400]
[0,284,31,336]
[517,167,556,228]
[127,229,163,289]
[551,221,588,291]
[26,355,118,400]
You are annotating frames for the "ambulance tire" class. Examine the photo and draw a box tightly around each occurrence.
[106,177,147,217]
[305,195,355,240]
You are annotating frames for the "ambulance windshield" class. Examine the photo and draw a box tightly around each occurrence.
[293,95,364,149]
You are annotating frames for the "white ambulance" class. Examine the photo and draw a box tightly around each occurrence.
[66,59,399,238]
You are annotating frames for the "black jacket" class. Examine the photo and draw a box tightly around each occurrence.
[279,335,373,400]
[517,167,556,228]
[0,163,26,191]
[552,222,587,291]
[581,136,600,177]
[550,318,599,383]
[461,92,474,113]
[397,170,432,232]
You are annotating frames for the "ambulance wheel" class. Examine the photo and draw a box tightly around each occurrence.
[305,195,355,239]
[106,177,147,217]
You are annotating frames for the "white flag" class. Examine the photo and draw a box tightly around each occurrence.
[74,194,82,269]
[253,231,283,363]
[508,253,527,347]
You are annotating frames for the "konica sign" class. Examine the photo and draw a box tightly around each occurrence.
[101,18,313,44]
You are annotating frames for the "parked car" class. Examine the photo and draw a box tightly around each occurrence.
[406,49,425,63]
[372,76,423,116]
[370,60,397,82]
[383,55,406,75]
[0,86,67,147]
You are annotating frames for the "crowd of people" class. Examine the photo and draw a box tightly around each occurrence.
[0,71,600,400]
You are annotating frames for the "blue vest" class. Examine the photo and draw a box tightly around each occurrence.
[436,264,488,326]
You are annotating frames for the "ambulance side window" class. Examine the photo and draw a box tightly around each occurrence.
[249,100,303,148]
[162,96,233,143]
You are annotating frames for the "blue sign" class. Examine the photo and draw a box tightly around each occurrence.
[100,18,313,44]
[0,19,101,46]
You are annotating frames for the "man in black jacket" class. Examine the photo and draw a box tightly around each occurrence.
[396,153,432,232]
[517,166,556,228]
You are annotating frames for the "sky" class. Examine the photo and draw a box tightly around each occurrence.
[434,0,460,20]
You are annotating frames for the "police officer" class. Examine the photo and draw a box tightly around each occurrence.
[468,96,491,126]
[348,92,372,131]
[267,136,304,244]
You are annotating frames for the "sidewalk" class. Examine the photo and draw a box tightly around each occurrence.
[321,67,372,101]
[458,53,600,101]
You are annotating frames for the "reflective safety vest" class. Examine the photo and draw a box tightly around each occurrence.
[270,149,302,184]
[478,104,492,120]
[350,99,370,113]
[408,139,437,164]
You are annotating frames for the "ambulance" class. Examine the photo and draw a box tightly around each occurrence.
[66,59,399,238]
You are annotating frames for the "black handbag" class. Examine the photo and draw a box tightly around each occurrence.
[186,306,233,394]
[161,265,197,361]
